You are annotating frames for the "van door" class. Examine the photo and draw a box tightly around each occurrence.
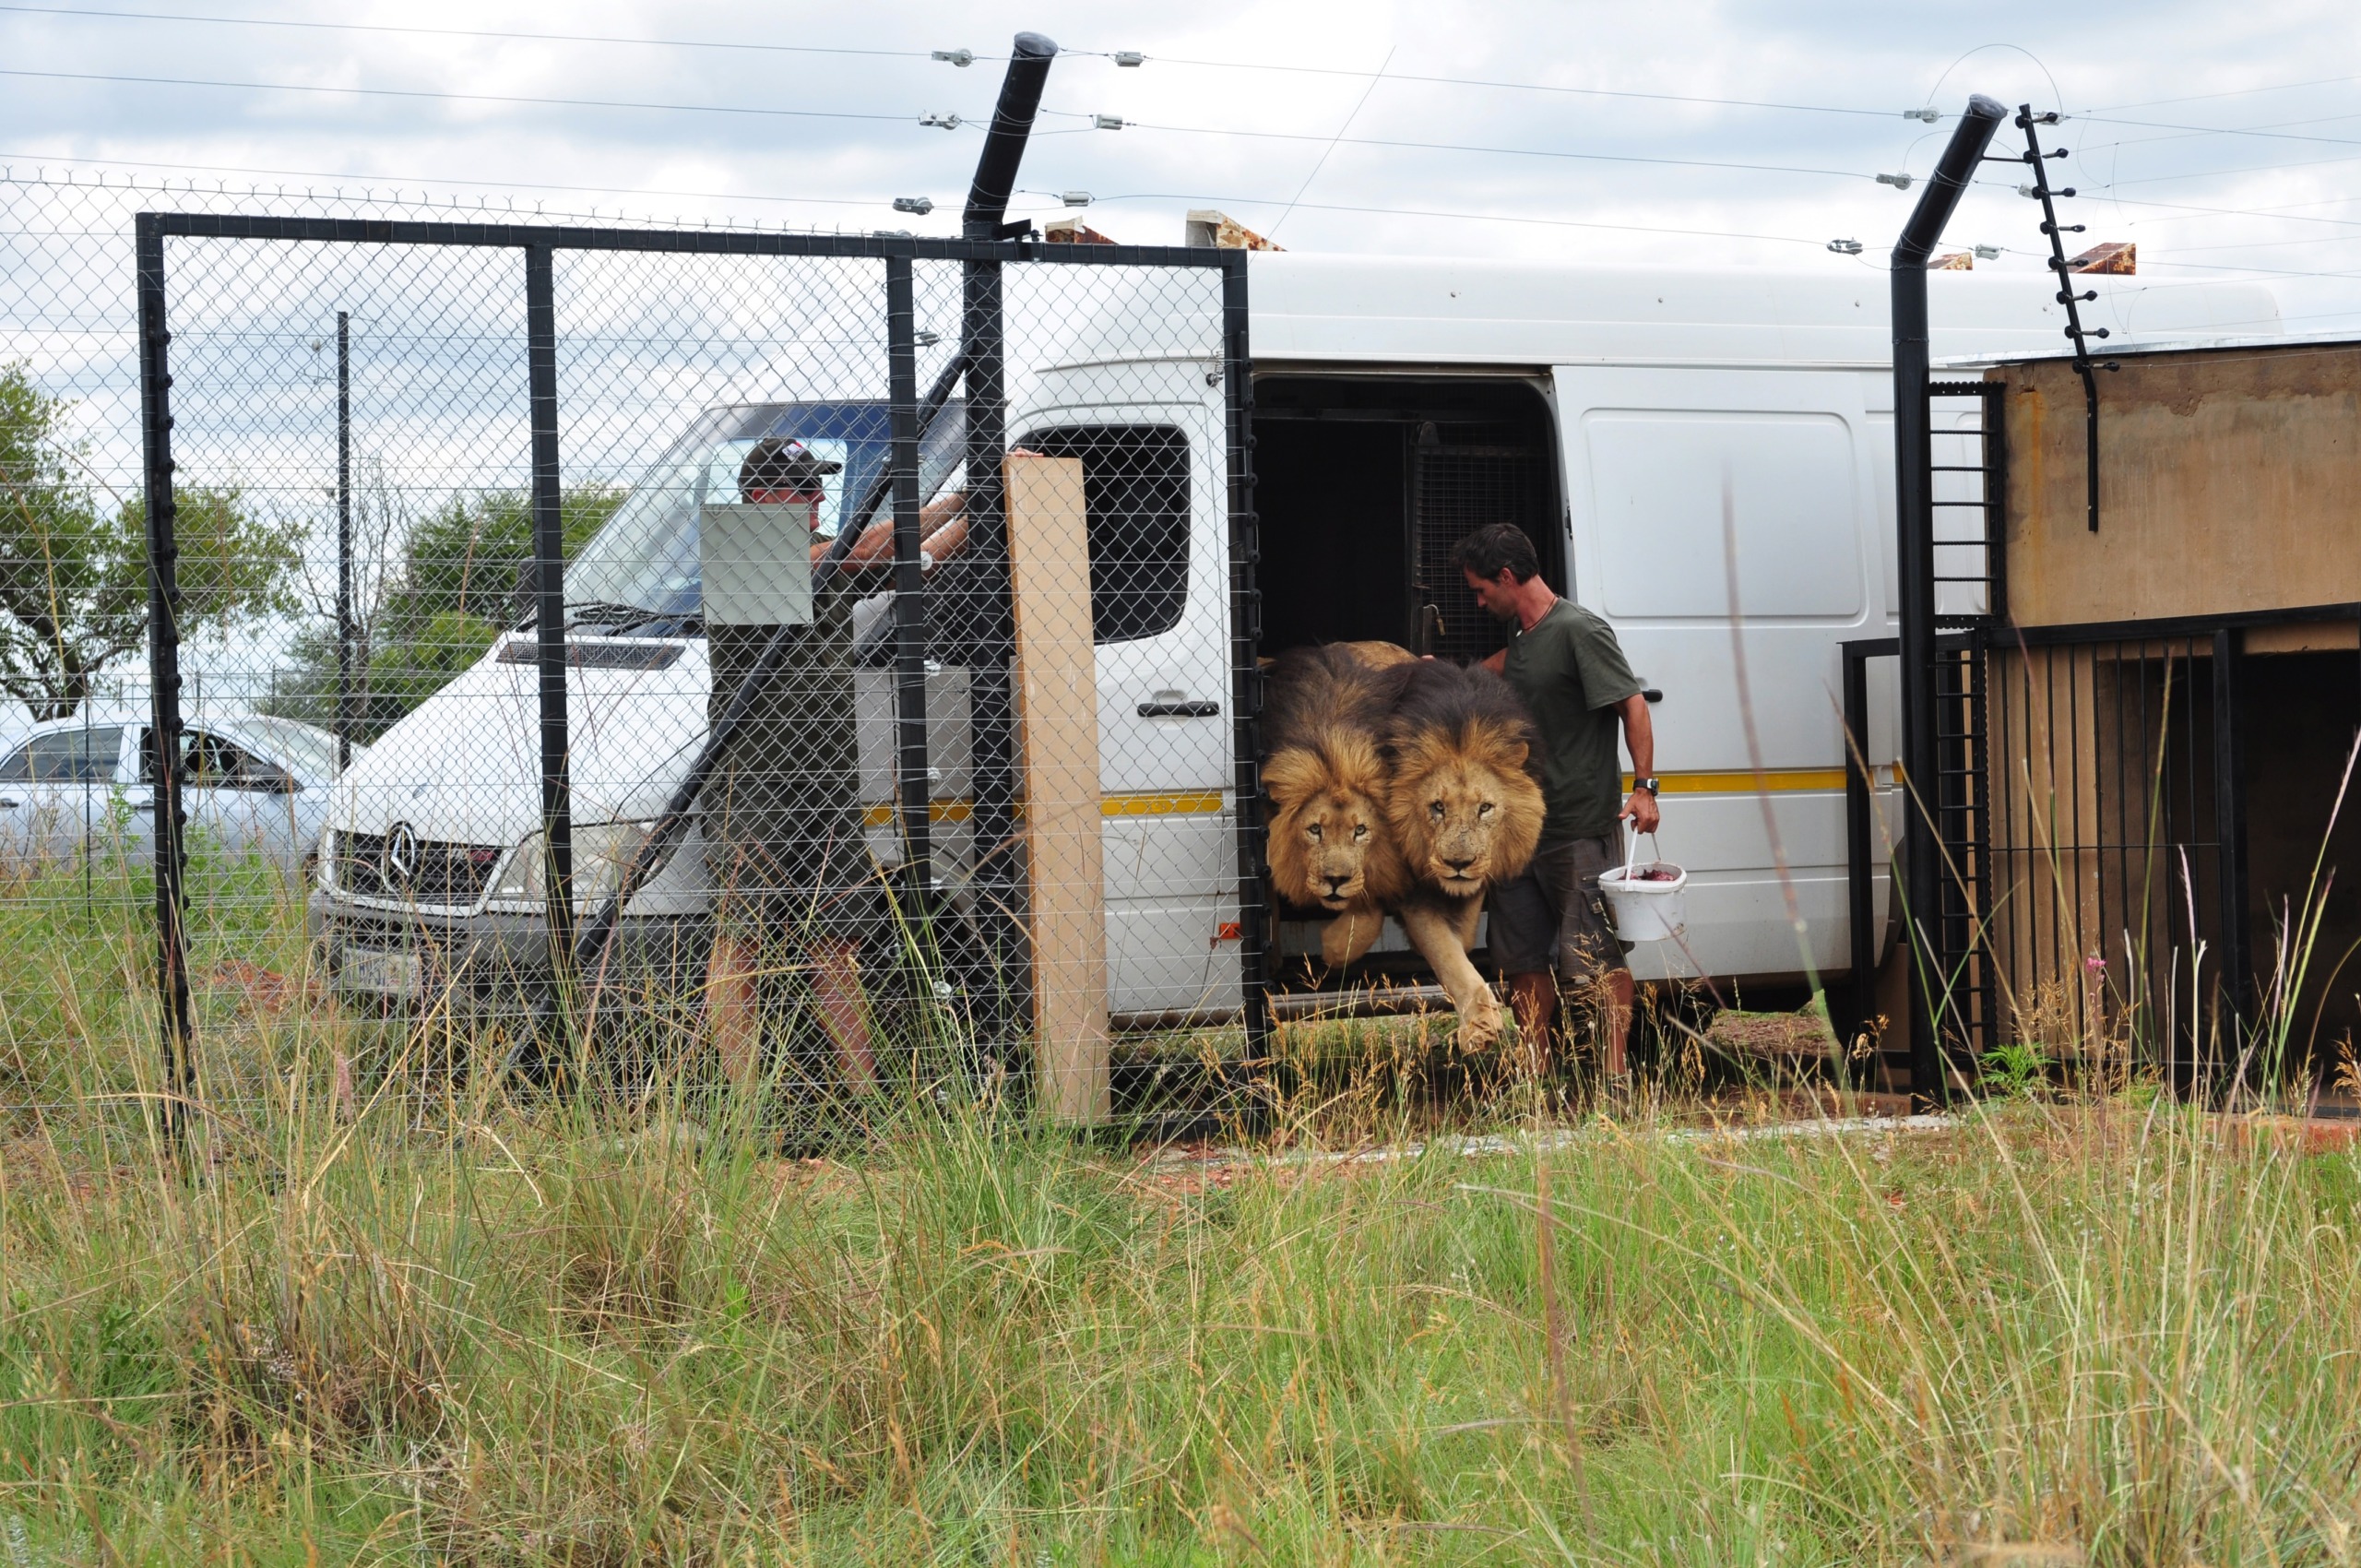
[1014,417,1236,1018]
[1551,366,1880,983]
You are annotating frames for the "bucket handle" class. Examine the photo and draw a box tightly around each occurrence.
[1619,825,1663,882]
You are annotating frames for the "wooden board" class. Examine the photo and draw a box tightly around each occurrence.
[2000,345,2361,626]
[1005,454,1110,1123]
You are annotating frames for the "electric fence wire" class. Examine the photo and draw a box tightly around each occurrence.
[12,0,2361,148]
[0,65,990,127]
[6,12,2359,291]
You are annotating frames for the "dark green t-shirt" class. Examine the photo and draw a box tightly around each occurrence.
[1499,598,1642,842]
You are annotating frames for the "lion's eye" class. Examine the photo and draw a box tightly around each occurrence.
[1353,824,1369,840]
[1478,802,1495,818]
[1306,823,1322,841]
[1430,801,1445,820]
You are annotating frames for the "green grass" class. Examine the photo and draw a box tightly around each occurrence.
[6,866,2361,1563]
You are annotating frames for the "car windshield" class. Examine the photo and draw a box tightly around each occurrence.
[564,400,967,623]
[237,716,350,779]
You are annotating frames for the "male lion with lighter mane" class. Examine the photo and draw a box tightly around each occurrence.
[1382,658,1547,1049]
[1261,642,1417,967]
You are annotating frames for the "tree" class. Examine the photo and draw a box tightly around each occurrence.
[0,362,301,720]
[265,484,622,742]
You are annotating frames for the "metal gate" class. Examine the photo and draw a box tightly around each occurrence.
[118,213,1261,1126]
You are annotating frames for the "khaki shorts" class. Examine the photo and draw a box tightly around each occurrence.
[1487,833,1631,983]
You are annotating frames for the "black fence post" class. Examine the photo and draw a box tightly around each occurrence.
[959,253,1026,1038]
[1220,252,1271,1069]
[959,34,1058,1062]
[524,244,574,985]
[2213,624,2249,1079]
[1841,639,1879,1075]
[134,213,195,1143]
[884,250,931,889]
[1892,92,2007,1106]
[335,309,353,770]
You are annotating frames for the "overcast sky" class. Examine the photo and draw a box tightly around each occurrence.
[4,0,2359,329]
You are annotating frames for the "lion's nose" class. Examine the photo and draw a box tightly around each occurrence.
[1443,856,1476,875]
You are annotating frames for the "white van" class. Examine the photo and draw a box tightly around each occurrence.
[309,252,2279,1023]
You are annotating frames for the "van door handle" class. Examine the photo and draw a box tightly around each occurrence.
[1137,699,1221,719]
[0,797,18,809]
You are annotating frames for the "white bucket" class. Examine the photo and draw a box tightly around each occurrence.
[1597,831,1689,942]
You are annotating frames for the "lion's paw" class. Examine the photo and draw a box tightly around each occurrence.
[1456,991,1505,1051]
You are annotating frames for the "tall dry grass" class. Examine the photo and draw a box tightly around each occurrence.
[2,843,2359,1562]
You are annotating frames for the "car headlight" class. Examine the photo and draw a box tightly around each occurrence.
[489,820,666,909]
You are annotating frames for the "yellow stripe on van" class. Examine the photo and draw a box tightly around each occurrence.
[860,791,1225,829]
[1101,790,1224,818]
[856,778,1854,828]
[1624,769,1850,794]
[859,800,977,829]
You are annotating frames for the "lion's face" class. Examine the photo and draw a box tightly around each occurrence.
[1389,723,1546,899]
[1264,736,1404,911]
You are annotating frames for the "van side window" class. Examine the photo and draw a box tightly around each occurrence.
[1016,425,1190,644]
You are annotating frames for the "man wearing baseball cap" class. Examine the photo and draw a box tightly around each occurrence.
[705,435,884,1112]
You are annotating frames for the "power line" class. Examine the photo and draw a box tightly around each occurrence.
[0,65,974,126]
[1024,188,1832,249]
[2165,230,2361,255]
[0,6,1922,123]
[2077,112,2361,150]
[1267,44,1394,239]
[2103,192,2361,231]
[1975,179,2361,232]
[1111,120,1876,184]
[0,4,968,62]
[2090,148,2361,189]
[1070,50,1906,119]
[2083,74,2361,113]
[0,150,896,212]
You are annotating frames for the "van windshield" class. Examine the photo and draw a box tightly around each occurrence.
[564,400,967,624]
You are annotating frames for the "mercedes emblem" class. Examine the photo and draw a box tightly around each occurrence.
[383,822,421,888]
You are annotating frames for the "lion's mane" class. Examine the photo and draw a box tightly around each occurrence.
[1382,659,1547,898]
[1261,642,1416,911]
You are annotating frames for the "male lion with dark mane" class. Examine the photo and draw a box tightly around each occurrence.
[1261,642,1417,967]
[1381,659,1547,1049]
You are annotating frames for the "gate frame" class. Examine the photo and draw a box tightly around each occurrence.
[134,212,1269,1123]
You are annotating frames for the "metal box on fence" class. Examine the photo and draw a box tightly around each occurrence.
[699,503,815,626]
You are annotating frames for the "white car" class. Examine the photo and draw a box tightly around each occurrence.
[0,710,359,880]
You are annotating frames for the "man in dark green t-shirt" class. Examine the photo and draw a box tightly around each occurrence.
[1453,523,1660,1082]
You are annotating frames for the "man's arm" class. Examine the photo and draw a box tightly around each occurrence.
[1619,691,1659,833]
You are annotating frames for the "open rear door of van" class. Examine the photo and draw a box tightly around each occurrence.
[1550,365,1887,985]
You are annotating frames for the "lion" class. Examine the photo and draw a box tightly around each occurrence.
[1260,641,1417,967]
[1380,659,1547,1050]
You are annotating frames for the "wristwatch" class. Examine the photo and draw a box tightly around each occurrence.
[1634,777,1662,795]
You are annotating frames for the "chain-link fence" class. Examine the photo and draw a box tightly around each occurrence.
[1,173,1264,1129]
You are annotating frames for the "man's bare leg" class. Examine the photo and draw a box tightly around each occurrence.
[707,932,763,1087]
[1602,968,1635,1079]
[709,933,876,1094]
[807,936,877,1091]
[1508,971,1559,1076]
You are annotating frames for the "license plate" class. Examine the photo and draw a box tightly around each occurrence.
[340,945,422,1000]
